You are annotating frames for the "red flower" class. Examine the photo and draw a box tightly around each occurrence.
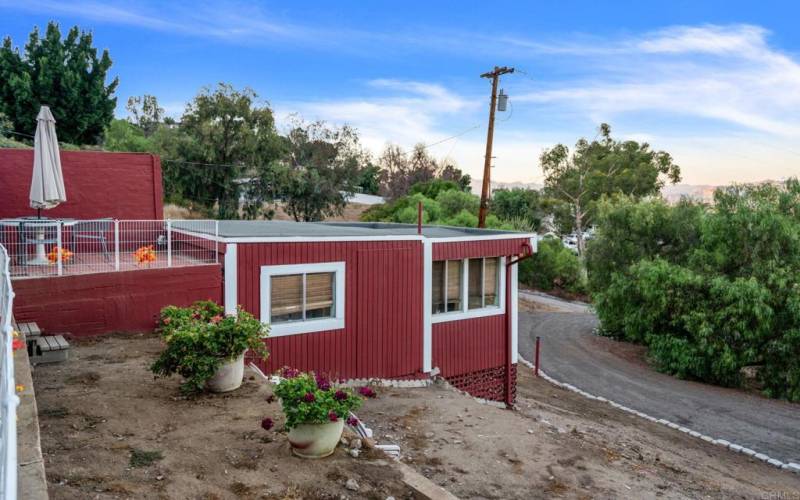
[358,386,376,398]
[302,392,316,403]
[261,417,274,431]
[346,416,359,427]
[328,411,339,422]
[280,367,300,379]
[162,317,171,325]
[12,338,24,351]
[315,373,331,391]
[334,390,348,401]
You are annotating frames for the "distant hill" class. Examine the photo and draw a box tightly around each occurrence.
[661,184,718,204]
[470,178,542,195]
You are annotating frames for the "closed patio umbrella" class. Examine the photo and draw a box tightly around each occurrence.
[30,105,66,214]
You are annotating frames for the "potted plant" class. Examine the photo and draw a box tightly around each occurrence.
[151,300,268,393]
[272,369,363,458]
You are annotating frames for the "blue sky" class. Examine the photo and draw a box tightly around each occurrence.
[2,1,800,185]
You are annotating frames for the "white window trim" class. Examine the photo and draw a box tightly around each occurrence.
[431,256,505,324]
[260,261,346,337]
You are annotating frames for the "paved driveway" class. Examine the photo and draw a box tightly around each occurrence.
[518,292,800,465]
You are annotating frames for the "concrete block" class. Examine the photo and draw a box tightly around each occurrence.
[728,444,743,452]
[787,463,800,473]
[754,453,770,462]
[688,431,702,438]
[741,448,756,457]
[767,458,784,467]
[700,435,715,443]
[714,440,731,448]
[678,426,691,433]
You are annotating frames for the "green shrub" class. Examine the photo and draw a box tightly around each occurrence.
[520,237,586,295]
[591,180,800,400]
[151,301,269,393]
[272,370,363,429]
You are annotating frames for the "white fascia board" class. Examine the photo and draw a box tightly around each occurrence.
[224,243,237,315]
[511,263,518,363]
[427,233,538,242]
[422,239,433,373]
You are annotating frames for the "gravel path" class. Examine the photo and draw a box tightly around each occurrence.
[518,293,800,465]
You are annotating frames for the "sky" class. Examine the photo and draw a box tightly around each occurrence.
[2,1,800,186]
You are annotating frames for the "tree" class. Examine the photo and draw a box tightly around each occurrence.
[281,119,367,221]
[355,164,382,195]
[0,22,118,144]
[439,163,471,192]
[126,94,164,137]
[491,188,544,231]
[103,118,154,152]
[379,143,441,199]
[540,123,680,255]
[167,83,282,219]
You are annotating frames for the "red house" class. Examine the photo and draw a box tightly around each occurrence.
[193,220,536,404]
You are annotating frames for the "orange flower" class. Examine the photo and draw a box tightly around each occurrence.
[133,245,157,265]
[47,246,73,264]
[12,338,24,351]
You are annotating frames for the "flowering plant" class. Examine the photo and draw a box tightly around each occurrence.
[271,369,363,430]
[133,245,156,265]
[151,300,269,393]
[47,246,73,264]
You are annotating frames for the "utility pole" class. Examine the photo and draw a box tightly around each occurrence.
[477,65,514,228]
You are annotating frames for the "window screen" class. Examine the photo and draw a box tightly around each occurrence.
[270,272,335,324]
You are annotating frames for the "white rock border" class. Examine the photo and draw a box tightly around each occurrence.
[517,356,799,474]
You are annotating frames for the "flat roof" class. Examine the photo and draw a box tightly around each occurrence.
[174,220,530,240]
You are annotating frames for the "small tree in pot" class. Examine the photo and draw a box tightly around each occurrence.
[151,300,268,393]
[272,369,363,458]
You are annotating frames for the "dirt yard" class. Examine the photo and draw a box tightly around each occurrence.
[33,334,800,499]
[32,334,417,500]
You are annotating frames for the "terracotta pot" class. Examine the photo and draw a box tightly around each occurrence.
[206,353,244,393]
[288,420,345,458]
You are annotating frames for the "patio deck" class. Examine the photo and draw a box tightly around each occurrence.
[8,251,209,279]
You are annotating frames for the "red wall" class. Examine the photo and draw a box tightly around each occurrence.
[12,264,221,336]
[431,238,527,377]
[0,149,163,220]
[237,241,424,380]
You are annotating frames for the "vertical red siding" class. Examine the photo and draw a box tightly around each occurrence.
[12,264,222,336]
[0,149,163,220]
[432,237,529,260]
[237,241,424,379]
[432,315,506,376]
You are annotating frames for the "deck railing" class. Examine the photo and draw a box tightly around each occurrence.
[0,244,19,499]
[0,219,220,279]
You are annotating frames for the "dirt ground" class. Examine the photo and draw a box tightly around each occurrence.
[34,334,800,500]
[359,374,800,500]
[33,334,417,500]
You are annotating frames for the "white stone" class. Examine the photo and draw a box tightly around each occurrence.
[729,444,743,452]
[767,459,784,467]
[345,478,359,491]
[787,463,800,473]
[714,439,731,448]
[741,448,756,457]
[688,431,702,438]
[754,453,770,462]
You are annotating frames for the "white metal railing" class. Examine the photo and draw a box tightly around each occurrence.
[0,219,220,279]
[0,244,19,499]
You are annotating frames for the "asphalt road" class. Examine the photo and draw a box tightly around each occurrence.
[518,292,800,465]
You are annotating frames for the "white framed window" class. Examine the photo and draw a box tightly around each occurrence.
[431,256,505,323]
[260,261,345,336]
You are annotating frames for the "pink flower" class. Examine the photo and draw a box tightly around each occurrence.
[280,367,300,379]
[261,417,274,431]
[346,416,359,427]
[328,411,339,422]
[334,390,348,401]
[162,317,171,325]
[302,392,316,403]
[210,315,223,324]
[358,386,376,398]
